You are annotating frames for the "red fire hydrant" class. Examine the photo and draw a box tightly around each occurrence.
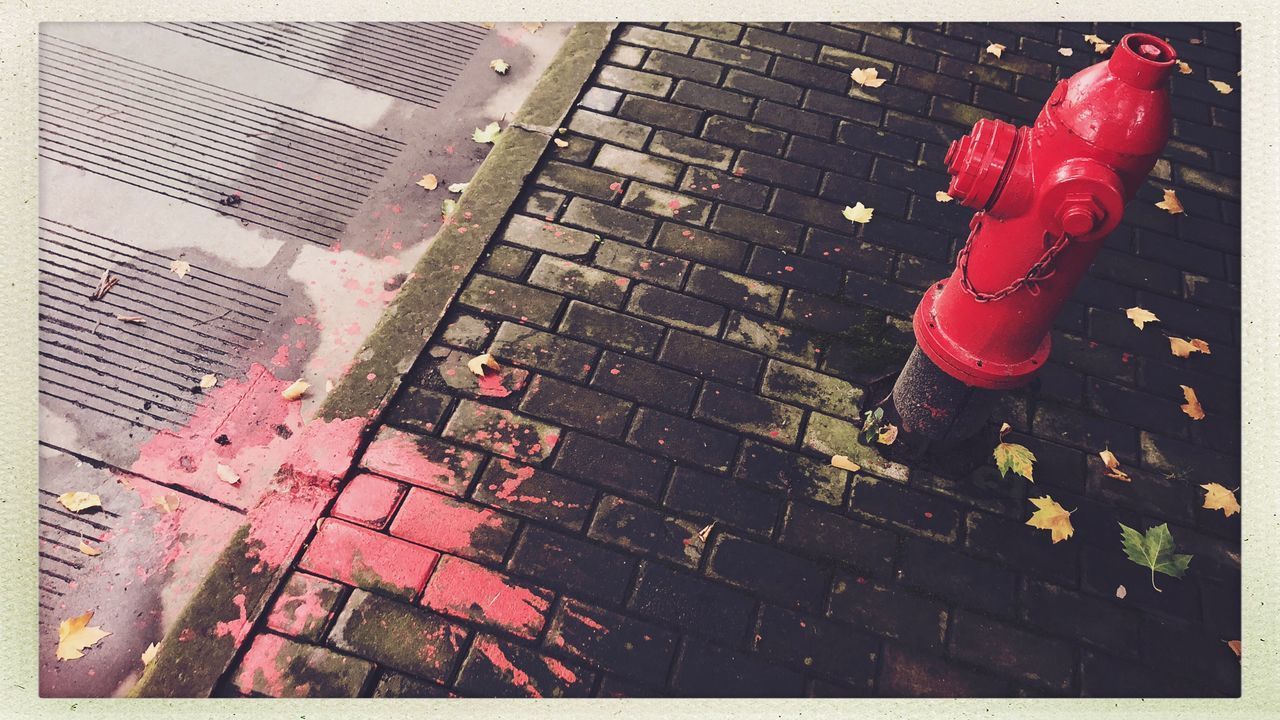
[891,33,1177,443]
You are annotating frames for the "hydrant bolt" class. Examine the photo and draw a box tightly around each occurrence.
[1057,193,1102,236]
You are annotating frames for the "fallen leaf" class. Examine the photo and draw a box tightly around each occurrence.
[441,199,459,219]
[1092,41,1112,53]
[216,464,240,486]
[199,373,217,389]
[1119,522,1192,592]
[472,121,501,144]
[1155,188,1185,215]
[1125,306,1160,330]
[1115,584,1127,599]
[553,138,569,148]
[876,423,898,446]
[697,523,715,543]
[153,494,180,513]
[1180,384,1205,420]
[1083,33,1104,45]
[489,58,510,75]
[281,379,310,401]
[415,174,438,191]
[1058,47,1073,57]
[849,67,887,88]
[57,492,102,513]
[1200,483,1240,517]
[998,421,1012,440]
[1169,336,1212,358]
[935,191,953,202]
[842,202,874,224]
[1099,448,1131,482]
[1176,60,1193,75]
[994,441,1036,482]
[169,260,191,278]
[77,540,102,556]
[141,642,159,666]
[1226,640,1241,658]
[467,352,500,377]
[57,611,111,661]
[522,22,543,33]
[325,379,335,393]
[1026,495,1074,543]
[448,182,469,193]
[986,42,1006,58]
[1209,79,1233,95]
[831,455,862,472]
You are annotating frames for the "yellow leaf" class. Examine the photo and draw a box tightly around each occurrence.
[1083,33,1104,45]
[522,22,543,33]
[415,174,438,191]
[216,464,240,486]
[1200,483,1239,517]
[935,191,953,203]
[849,67,887,88]
[1176,60,1193,75]
[1180,384,1206,420]
[56,611,111,661]
[1058,47,1073,57]
[57,491,102,513]
[467,352,500,377]
[1092,41,1112,54]
[489,58,510,75]
[1226,639,1241,658]
[472,122,501,144]
[986,42,1005,58]
[199,373,217,389]
[553,139,569,148]
[994,442,1036,482]
[842,202,874,224]
[153,494,180,513]
[281,379,310,401]
[830,455,861,472]
[1169,336,1211,358]
[141,642,160,666]
[1115,584,1127,599]
[1125,306,1160,329]
[1026,496,1075,544]
[1099,448,1131,482]
[1155,188,1185,214]
[77,540,102,556]
[876,423,898,446]
[168,260,191,279]
[1209,80,1233,95]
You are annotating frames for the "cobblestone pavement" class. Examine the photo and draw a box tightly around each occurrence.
[220,22,1241,697]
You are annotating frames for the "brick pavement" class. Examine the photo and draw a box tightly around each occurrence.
[219,22,1241,697]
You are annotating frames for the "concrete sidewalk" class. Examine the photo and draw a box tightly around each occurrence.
[144,22,1243,698]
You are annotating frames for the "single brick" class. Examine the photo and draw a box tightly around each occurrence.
[588,495,704,566]
[578,86,622,113]
[724,68,804,105]
[665,465,781,536]
[593,143,683,185]
[421,556,553,641]
[560,300,666,357]
[457,634,596,698]
[617,95,703,134]
[607,43,646,67]
[848,476,961,543]
[519,374,634,437]
[879,643,1010,697]
[458,274,564,328]
[528,255,630,309]
[664,22,743,41]
[441,400,562,463]
[695,382,803,444]
[745,245,844,295]
[536,161,626,202]
[620,182,712,225]
[597,65,673,97]
[929,97,988,128]
[627,283,725,335]
[628,560,756,642]
[265,572,346,642]
[489,322,598,381]
[692,38,771,72]
[897,538,1017,616]
[741,26,818,59]
[723,311,820,366]
[591,349,699,413]
[384,385,452,434]
[837,121,921,162]
[476,458,596,528]
[593,239,689,289]
[762,360,862,418]
[756,605,878,690]
[331,473,406,529]
[1078,649,1198,698]
[545,599,678,687]
[754,100,837,139]
[653,222,749,269]
[389,487,518,563]
[735,438,846,505]
[627,407,740,472]
[299,518,439,600]
[803,89,882,125]
[768,188,856,234]
[649,130,735,170]
[510,525,635,602]
[361,427,482,496]
[433,346,531,399]
[567,108,651,150]
[1021,579,1140,658]
[771,55,849,93]
[949,609,1074,691]
[372,672,451,697]
[781,290,880,335]
[620,25,695,53]
[643,49,724,84]
[780,500,896,576]
[231,633,372,698]
[561,196,656,244]
[828,574,948,650]
[702,115,787,155]
[551,431,669,501]
[706,534,828,610]
[482,244,535,278]
[329,589,468,681]
[710,204,804,251]
[672,637,805,697]
[786,22,864,51]
[734,149,822,192]
[659,330,764,386]
[862,33,937,70]
[679,165,771,210]
[685,264,784,315]
[498,214,598,257]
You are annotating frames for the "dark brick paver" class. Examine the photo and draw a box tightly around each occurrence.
[222,21,1240,697]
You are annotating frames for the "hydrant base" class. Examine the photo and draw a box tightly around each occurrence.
[913,281,1051,390]
[890,345,999,446]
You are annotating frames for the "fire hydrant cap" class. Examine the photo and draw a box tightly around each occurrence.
[1108,33,1177,90]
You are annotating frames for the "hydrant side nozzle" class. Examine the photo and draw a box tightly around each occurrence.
[944,118,1018,211]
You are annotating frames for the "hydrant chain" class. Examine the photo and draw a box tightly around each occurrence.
[956,214,1074,303]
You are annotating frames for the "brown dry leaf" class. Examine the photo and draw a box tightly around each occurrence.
[56,611,111,661]
[876,423,899,446]
[416,174,439,191]
[986,42,1006,58]
[831,455,862,473]
[998,421,1012,440]
[1209,79,1234,95]
[1226,640,1241,658]
[1058,47,1073,57]
[77,540,102,556]
[467,352,500,377]
[1180,384,1206,420]
[199,373,217,389]
[1099,449,1131,482]
[1169,336,1211,358]
[1026,496,1075,544]
[281,379,310,401]
[1155,188,1185,215]
[1200,483,1240,517]
[141,642,160,666]
[1115,584,1127,599]
[169,260,191,279]
[90,270,119,300]
[1176,60,1193,75]
[57,491,102,513]
[935,191,953,203]
[849,67,887,88]
[1125,306,1160,330]
[153,494,180,513]
[216,464,240,486]
[115,315,145,324]
[522,22,543,33]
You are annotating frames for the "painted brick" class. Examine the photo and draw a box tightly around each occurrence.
[490,321,599,381]
[265,572,346,643]
[627,283,725,335]
[545,599,678,687]
[331,473,406,529]
[476,458,596,528]
[389,487,518,563]
[361,426,481,496]
[519,374,633,437]
[456,634,596,698]
[528,255,630,309]
[552,430,671,501]
[329,589,468,681]
[560,300,666,356]
[659,329,764,386]
[706,534,828,610]
[372,672,451,697]
[510,525,635,603]
[620,182,712,225]
[828,574,948,650]
[421,556,553,641]
[482,244,535,278]
[588,495,704,566]
[299,518,439,600]
[384,385,452,434]
[685,265,784,315]
[593,143,683,185]
[498,214,598,257]
[652,221,749,269]
[628,560,756,642]
[561,196,656,244]
[231,633,372,698]
[458,273,564,328]
[441,400,562,463]
[672,637,805,697]
[591,349,699,413]
[746,245,844,295]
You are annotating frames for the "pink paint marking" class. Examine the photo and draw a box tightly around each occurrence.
[298,518,438,596]
[361,427,465,494]
[270,343,290,368]
[477,371,512,398]
[391,489,508,556]
[421,556,551,641]
[267,581,333,637]
[214,592,251,645]
[234,633,289,697]
[474,636,540,697]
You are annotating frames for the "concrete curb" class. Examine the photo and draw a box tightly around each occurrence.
[129,21,616,697]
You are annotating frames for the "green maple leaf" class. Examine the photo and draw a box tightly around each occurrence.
[1119,522,1193,593]
[993,442,1036,482]
[472,121,501,144]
